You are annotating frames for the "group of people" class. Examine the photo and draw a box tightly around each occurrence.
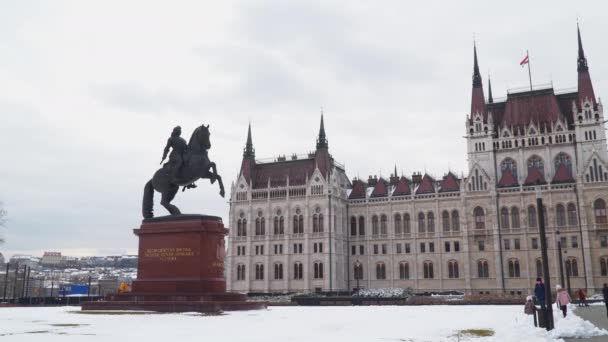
[526,278,608,319]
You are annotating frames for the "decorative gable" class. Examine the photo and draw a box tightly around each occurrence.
[392,176,412,196]
[552,163,574,184]
[498,168,518,188]
[349,179,367,199]
[439,172,460,192]
[416,174,435,194]
[524,167,546,186]
[370,178,389,198]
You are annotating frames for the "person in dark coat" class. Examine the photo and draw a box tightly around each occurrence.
[534,278,546,309]
[603,283,608,318]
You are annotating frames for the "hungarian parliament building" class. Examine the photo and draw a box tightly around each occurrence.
[226,27,608,295]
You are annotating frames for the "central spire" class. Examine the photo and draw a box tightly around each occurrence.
[488,75,493,104]
[243,122,255,158]
[577,23,588,72]
[472,42,482,88]
[316,112,328,149]
[470,42,486,117]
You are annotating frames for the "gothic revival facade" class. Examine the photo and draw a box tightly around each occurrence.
[226,27,608,295]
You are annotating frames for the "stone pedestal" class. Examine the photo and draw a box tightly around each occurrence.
[82,215,265,313]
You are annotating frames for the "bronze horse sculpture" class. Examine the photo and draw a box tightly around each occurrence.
[142,124,225,219]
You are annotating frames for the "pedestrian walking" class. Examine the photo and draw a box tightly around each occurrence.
[555,285,571,318]
[534,278,546,309]
[524,295,537,326]
[603,283,608,318]
[577,289,589,307]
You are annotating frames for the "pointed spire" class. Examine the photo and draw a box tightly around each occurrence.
[488,74,494,104]
[394,164,398,178]
[576,23,596,105]
[472,42,482,88]
[577,22,588,72]
[243,122,255,158]
[470,42,486,117]
[316,112,328,149]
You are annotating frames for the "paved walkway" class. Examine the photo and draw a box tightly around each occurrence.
[566,305,608,341]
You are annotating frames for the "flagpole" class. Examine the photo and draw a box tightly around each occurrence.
[527,50,533,91]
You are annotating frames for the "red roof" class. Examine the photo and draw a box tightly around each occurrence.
[439,172,460,192]
[552,164,574,184]
[471,86,486,118]
[349,179,367,199]
[252,159,316,189]
[524,167,546,186]
[578,70,596,107]
[501,89,564,128]
[392,176,411,196]
[416,174,435,194]
[498,168,518,188]
[370,178,388,197]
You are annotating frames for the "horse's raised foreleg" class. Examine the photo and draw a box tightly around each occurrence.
[160,186,181,216]
[206,162,225,197]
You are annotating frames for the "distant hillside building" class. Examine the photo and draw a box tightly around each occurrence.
[40,252,62,267]
[226,26,608,295]
[9,255,39,268]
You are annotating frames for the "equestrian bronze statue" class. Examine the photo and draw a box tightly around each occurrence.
[143,124,225,219]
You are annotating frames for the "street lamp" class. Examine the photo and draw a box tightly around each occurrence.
[354,260,361,295]
[564,249,572,296]
[556,230,565,288]
[536,185,554,330]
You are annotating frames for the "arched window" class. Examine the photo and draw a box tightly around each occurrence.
[528,205,538,228]
[501,207,510,229]
[535,259,543,278]
[418,213,425,233]
[527,155,545,176]
[294,262,303,280]
[354,263,363,280]
[566,258,579,277]
[350,216,357,236]
[508,259,520,278]
[427,212,435,233]
[555,153,572,174]
[237,264,246,280]
[274,263,283,280]
[474,207,485,229]
[255,211,265,236]
[556,204,566,227]
[314,262,324,279]
[423,261,434,279]
[376,263,386,280]
[318,213,324,233]
[274,211,284,235]
[399,262,409,279]
[477,260,489,278]
[274,216,279,235]
[451,210,460,231]
[237,215,247,237]
[511,207,520,229]
[448,260,459,278]
[372,215,379,236]
[394,214,402,235]
[594,199,607,225]
[255,264,264,280]
[403,214,411,234]
[380,214,388,235]
[600,257,608,276]
[358,216,366,236]
[442,211,450,232]
[567,203,577,227]
[501,158,518,178]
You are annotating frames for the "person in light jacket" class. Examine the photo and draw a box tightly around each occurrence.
[555,285,572,317]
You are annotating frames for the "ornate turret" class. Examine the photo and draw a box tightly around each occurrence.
[316,113,328,149]
[470,43,486,118]
[576,24,596,106]
[240,123,256,182]
[488,75,494,104]
[243,122,255,158]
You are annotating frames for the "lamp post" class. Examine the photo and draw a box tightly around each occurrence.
[354,260,361,295]
[536,186,554,330]
[564,250,572,296]
[556,230,565,288]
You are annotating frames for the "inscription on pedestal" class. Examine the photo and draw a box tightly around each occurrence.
[144,247,197,262]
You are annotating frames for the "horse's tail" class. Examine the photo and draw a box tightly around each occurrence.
[142,179,154,219]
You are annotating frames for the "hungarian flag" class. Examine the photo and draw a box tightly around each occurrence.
[520,54,529,67]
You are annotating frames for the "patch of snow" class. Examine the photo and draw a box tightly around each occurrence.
[354,288,411,298]
[549,305,608,339]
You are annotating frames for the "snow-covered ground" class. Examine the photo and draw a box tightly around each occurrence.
[0,305,606,341]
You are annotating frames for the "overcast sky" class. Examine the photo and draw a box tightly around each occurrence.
[1,1,607,258]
